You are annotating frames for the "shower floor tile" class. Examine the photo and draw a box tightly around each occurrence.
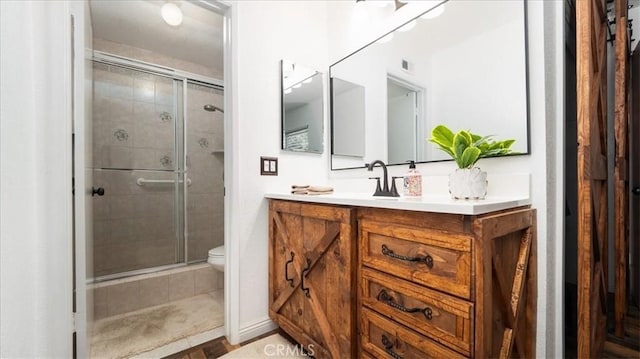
[90,290,224,359]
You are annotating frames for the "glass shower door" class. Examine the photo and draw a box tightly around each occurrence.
[92,62,184,277]
[185,81,224,262]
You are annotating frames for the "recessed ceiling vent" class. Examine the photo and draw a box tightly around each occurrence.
[401,59,411,72]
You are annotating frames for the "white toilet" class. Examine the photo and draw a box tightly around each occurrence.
[207,245,225,272]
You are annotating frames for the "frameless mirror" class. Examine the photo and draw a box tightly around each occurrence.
[281,60,324,153]
[330,0,529,170]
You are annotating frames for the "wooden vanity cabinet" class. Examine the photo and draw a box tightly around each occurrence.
[358,207,537,359]
[268,200,357,359]
[268,199,537,359]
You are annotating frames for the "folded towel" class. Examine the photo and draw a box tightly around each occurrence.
[290,184,334,195]
[307,189,333,195]
[308,185,333,192]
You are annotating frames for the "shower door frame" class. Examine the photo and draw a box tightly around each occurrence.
[92,51,224,281]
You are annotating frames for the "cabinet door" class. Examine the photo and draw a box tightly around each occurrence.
[269,200,355,359]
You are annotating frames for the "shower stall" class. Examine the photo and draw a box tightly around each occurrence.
[91,55,224,280]
[88,43,226,358]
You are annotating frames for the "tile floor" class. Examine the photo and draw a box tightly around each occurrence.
[90,290,224,358]
[166,330,292,359]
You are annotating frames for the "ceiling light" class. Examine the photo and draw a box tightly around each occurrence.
[394,0,408,11]
[420,3,445,19]
[161,3,183,27]
[303,77,313,84]
[293,83,302,89]
[284,88,293,94]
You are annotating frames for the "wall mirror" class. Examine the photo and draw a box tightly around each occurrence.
[281,59,324,153]
[330,0,529,170]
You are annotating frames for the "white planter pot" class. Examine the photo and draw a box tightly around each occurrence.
[449,167,488,200]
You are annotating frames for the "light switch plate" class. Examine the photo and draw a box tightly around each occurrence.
[260,156,278,176]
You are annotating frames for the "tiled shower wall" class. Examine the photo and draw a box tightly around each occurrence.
[92,263,223,319]
[94,38,222,79]
[93,63,176,171]
[92,40,223,277]
[186,83,224,262]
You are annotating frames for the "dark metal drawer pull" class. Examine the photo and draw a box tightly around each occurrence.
[381,334,404,359]
[381,244,434,268]
[377,289,433,320]
[285,251,295,287]
[301,258,311,297]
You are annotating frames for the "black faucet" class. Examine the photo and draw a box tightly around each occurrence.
[366,160,400,197]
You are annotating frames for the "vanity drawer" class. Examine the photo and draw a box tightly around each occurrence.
[361,307,467,359]
[361,267,473,356]
[360,220,472,299]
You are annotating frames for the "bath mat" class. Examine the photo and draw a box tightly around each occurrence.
[219,334,309,359]
[90,292,224,359]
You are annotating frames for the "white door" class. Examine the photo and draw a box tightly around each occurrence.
[71,1,94,357]
[387,80,417,164]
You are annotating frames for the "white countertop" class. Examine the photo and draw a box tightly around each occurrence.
[264,192,531,215]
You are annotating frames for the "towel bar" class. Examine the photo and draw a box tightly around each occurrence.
[136,178,192,186]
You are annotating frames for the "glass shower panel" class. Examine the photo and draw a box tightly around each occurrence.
[92,62,184,277]
[92,169,181,277]
[93,63,177,171]
[185,81,224,262]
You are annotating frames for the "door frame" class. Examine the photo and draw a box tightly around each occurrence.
[386,74,425,162]
[71,0,237,354]
[70,0,93,356]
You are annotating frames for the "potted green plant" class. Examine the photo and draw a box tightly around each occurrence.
[428,125,515,199]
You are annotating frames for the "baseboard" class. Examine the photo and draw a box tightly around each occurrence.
[237,318,278,343]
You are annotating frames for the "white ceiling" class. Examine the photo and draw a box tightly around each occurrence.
[90,0,223,72]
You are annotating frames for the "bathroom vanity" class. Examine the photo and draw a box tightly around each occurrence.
[267,193,536,359]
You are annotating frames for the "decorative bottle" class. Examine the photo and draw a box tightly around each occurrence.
[403,160,422,197]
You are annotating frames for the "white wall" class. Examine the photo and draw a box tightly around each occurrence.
[332,84,366,158]
[0,1,74,357]
[430,17,527,157]
[228,0,331,341]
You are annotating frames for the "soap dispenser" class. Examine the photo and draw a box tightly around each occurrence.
[403,160,422,197]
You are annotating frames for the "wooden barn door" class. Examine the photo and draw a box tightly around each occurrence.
[576,0,609,357]
[613,0,630,339]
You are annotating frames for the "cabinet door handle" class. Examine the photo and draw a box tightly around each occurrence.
[300,258,311,297]
[285,251,295,287]
[377,289,433,320]
[381,244,434,268]
[381,334,404,359]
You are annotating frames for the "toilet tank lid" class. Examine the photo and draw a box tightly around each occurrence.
[209,246,224,256]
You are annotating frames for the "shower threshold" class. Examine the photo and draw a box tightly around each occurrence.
[93,259,207,283]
